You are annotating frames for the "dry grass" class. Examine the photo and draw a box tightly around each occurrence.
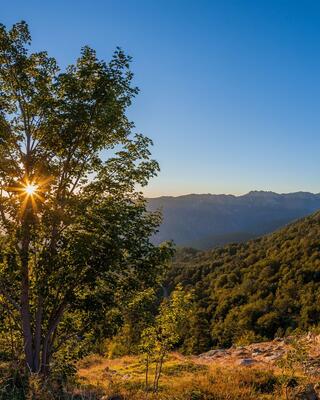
[0,351,317,399]
[76,353,286,399]
[72,334,320,399]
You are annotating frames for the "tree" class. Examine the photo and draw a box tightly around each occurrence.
[105,287,158,357]
[140,284,193,392]
[0,21,172,375]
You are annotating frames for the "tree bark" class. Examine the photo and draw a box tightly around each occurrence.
[33,296,43,372]
[145,355,149,392]
[41,301,67,375]
[20,214,34,372]
[154,353,165,392]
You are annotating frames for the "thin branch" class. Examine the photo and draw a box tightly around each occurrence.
[0,285,21,312]
[0,299,22,331]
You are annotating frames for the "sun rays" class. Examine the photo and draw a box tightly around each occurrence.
[5,176,52,216]
[24,183,38,196]
[20,180,44,215]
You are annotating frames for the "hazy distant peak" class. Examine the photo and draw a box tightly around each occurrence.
[148,190,318,200]
[147,190,320,249]
[245,190,279,197]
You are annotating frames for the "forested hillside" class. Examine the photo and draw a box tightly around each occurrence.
[167,211,320,353]
[148,191,320,249]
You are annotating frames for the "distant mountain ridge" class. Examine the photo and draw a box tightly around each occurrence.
[147,191,320,249]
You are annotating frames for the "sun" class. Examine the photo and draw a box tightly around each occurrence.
[5,176,51,216]
[24,183,38,196]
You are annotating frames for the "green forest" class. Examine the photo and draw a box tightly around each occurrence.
[168,211,320,352]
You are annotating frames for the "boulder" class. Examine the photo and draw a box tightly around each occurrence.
[199,349,225,358]
[292,384,318,400]
[237,358,256,366]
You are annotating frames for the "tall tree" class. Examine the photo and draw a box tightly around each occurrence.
[0,21,171,374]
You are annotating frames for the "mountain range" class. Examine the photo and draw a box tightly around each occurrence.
[147,191,320,249]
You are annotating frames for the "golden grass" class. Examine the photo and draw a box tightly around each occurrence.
[76,353,287,399]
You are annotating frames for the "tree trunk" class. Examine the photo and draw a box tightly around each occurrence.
[145,355,149,392]
[33,296,43,372]
[154,353,165,392]
[153,360,159,392]
[20,214,34,372]
[41,301,67,375]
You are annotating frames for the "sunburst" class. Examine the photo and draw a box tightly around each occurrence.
[25,183,38,196]
[5,176,52,216]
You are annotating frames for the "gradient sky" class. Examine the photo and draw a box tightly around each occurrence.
[2,1,320,196]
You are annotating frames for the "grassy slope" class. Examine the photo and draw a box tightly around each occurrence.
[76,353,279,399]
[76,338,320,400]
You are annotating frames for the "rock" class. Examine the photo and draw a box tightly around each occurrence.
[199,349,224,358]
[251,347,263,353]
[266,353,283,361]
[199,349,228,359]
[292,384,318,400]
[238,358,256,366]
[234,350,250,357]
[214,351,226,358]
[251,348,264,357]
[200,349,217,357]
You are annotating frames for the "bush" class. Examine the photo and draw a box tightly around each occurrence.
[234,330,263,347]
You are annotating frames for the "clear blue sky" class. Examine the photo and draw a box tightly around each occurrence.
[2,0,320,196]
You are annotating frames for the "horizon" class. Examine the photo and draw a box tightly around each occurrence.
[3,1,320,196]
[147,189,320,199]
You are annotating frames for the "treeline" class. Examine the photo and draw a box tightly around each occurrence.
[166,211,320,353]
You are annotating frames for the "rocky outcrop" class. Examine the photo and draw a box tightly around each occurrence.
[197,334,320,374]
[198,338,287,366]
